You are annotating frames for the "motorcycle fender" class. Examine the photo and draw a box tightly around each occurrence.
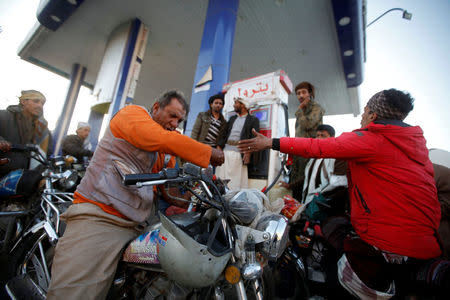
[283,247,306,277]
[43,221,58,242]
[30,220,46,234]
[9,221,47,253]
[26,220,57,242]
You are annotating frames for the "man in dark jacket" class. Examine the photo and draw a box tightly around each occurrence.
[216,97,259,190]
[0,90,51,197]
[239,89,441,298]
[62,122,93,160]
[0,90,52,174]
[190,93,226,148]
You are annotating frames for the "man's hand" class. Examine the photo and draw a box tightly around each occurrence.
[159,186,191,209]
[243,153,251,165]
[0,141,11,152]
[279,181,290,189]
[210,147,224,166]
[238,129,272,154]
[299,97,311,110]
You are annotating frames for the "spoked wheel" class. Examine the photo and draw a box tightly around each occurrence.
[11,229,56,293]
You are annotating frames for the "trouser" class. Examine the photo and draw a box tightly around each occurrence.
[215,150,248,191]
[321,217,433,299]
[289,156,308,200]
[47,203,140,300]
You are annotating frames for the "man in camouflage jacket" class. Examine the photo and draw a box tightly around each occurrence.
[286,82,324,200]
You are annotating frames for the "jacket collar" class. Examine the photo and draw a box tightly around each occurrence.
[374,119,410,127]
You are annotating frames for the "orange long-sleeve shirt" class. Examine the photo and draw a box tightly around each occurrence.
[74,105,211,219]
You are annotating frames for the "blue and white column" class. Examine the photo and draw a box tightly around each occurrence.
[52,63,86,155]
[185,0,239,137]
[88,18,148,149]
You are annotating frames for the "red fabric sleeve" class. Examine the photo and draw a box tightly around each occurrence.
[279,131,380,160]
[110,105,211,167]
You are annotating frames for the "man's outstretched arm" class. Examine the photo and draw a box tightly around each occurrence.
[238,129,380,161]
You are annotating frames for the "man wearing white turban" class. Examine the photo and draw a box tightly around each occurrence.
[62,122,93,160]
[215,97,260,190]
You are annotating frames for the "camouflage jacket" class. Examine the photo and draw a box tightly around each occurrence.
[290,100,324,199]
[294,100,324,138]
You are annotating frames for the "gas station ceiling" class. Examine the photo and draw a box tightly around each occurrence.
[19,0,364,118]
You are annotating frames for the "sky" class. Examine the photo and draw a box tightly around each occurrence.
[0,0,449,151]
[326,0,450,151]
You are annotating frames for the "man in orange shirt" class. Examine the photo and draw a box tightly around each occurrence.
[47,91,224,299]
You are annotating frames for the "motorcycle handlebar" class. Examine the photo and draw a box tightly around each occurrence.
[123,168,179,185]
[10,144,39,152]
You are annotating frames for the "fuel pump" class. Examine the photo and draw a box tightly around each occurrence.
[222,70,293,190]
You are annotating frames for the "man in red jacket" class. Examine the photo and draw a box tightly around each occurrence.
[239,89,442,298]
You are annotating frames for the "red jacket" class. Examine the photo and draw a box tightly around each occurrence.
[280,120,441,259]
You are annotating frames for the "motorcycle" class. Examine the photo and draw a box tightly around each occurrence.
[0,145,74,298]
[272,193,449,300]
[0,145,75,253]
[65,155,89,190]
[272,215,345,300]
[6,162,289,300]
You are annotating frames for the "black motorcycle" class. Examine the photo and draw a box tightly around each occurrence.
[6,162,290,300]
[272,193,449,300]
[0,145,74,297]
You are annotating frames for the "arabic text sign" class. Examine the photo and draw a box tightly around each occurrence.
[228,73,275,102]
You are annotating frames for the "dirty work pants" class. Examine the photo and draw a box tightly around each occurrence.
[47,203,140,300]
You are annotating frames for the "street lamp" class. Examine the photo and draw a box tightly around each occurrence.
[367,8,412,28]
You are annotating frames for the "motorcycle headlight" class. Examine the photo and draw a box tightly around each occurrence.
[59,170,78,190]
[256,213,289,260]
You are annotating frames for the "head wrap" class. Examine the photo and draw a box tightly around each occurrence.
[77,122,91,130]
[366,91,407,121]
[235,97,251,110]
[19,90,46,102]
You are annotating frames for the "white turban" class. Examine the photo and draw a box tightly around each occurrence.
[234,97,251,110]
[77,122,91,130]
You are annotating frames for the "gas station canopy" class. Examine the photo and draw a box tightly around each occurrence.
[19,0,365,118]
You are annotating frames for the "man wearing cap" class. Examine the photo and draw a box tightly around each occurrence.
[299,124,347,206]
[216,97,259,190]
[239,89,441,298]
[191,93,226,148]
[0,90,51,178]
[279,124,347,205]
[62,122,93,160]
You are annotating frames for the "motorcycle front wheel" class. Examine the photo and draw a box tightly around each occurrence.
[8,229,56,294]
[198,265,274,300]
[271,249,309,300]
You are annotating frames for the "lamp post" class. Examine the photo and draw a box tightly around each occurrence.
[367,8,412,28]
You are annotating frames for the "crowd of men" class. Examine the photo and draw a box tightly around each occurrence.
[0,83,449,299]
